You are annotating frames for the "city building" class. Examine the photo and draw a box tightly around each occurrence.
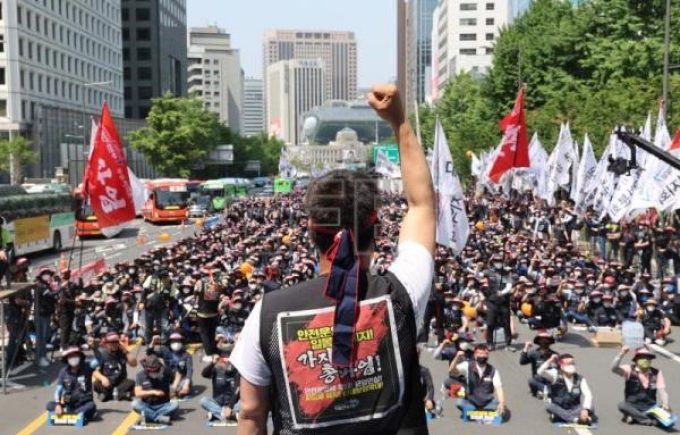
[0,0,127,178]
[122,0,187,119]
[187,26,243,132]
[300,100,392,145]
[242,77,265,136]
[288,127,372,170]
[431,0,513,100]
[266,59,324,145]
[262,29,357,126]
[405,0,438,110]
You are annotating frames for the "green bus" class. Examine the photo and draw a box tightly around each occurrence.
[0,185,75,256]
[274,178,293,194]
[200,178,249,211]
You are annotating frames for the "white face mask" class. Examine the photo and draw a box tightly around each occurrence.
[170,342,183,352]
[562,365,576,375]
[67,357,81,367]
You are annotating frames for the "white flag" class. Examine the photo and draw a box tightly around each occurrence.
[548,123,578,191]
[583,134,615,213]
[527,133,550,200]
[127,168,146,215]
[629,106,672,212]
[431,119,469,254]
[471,154,482,177]
[278,148,296,178]
[375,150,401,178]
[574,134,597,212]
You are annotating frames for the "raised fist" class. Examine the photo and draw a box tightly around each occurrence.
[367,84,405,127]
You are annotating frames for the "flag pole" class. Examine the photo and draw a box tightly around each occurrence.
[414,101,423,146]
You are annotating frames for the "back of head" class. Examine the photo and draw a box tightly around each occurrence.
[305,170,379,254]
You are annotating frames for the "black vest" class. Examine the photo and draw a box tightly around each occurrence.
[94,348,127,385]
[260,272,427,435]
[466,363,496,408]
[550,374,582,410]
[61,364,94,407]
[624,367,658,409]
[212,364,239,407]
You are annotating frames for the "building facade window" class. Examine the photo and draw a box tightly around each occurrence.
[459,33,477,41]
[486,33,494,41]
[137,28,150,41]
[486,18,494,25]
[486,2,495,10]
[460,18,477,26]
[460,48,476,55]
[460,3,477,11]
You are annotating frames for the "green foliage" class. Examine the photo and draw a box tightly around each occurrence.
[0,136,37,182]
[227,129,284,176]
[421,0,680,177]
[129,93,222,177]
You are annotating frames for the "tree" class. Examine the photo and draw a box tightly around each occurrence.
[129,93,222,177]
[426,0,680,177]
[0,136,37,184]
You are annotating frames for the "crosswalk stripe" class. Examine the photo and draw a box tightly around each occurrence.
[16,412,47,435]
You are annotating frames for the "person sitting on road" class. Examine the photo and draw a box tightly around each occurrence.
[520,332,558,398]
[639,298,672,346]
[132,353,180,425]
[200,346,240,423]
[161,332,193,399]
[92,331,137,401]
[46,347,98,424]
[612,346,672,426]
[449,344,509,422]
[539,353,597,426]
[592,294,623,327]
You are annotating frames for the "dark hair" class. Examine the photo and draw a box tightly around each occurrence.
[474,344,489,352]
[304,170,379,253]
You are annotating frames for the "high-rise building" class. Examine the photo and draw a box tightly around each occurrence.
[397,0,407,96]
[0,0,125,134]
[266,59,324,145]
[242,78,265,136]
[431,0,513,100]
[122,0,187,119]
[405,0,438,109]
[0,0,129,179]
[262,29,356,126]
[188,26,243,132]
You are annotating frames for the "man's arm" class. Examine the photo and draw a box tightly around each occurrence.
[368,85,435,255]
[237,377,270,435]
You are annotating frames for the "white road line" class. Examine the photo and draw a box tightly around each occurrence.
[95,246,112,253]
[106,253,121,260]
[112,243,126,250]
[574,427,593,435]
[649,344,680,364]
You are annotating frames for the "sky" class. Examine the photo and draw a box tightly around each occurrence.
[187,0,397,88]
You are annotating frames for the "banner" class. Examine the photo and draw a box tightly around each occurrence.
[431,119,469,254]
[375,150,401,179]
[277,296,403,430]
[527,133,549,200]
[84,103,135,232]
[629,106,672,212]
[70,258,106,284]
[487,87,530,183]
[573,134,597,212]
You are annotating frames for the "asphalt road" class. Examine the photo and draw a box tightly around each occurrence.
[2,220,680,434]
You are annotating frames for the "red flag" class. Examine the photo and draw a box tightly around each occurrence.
[84,103,135,229]
[488,87,530,183]
[670,129,680,151]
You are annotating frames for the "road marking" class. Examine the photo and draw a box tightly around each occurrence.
[574,427,593,435]
[95,246,112,253]
[649,344,680,364]
[16,412,47,435]
[113,243,127,250]
[111,410,140,435]
[107,253,121,260]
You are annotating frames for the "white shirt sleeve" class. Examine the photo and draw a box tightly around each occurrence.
[230,301,272,387]
[580,377,593,410]
[388,241,434,328]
